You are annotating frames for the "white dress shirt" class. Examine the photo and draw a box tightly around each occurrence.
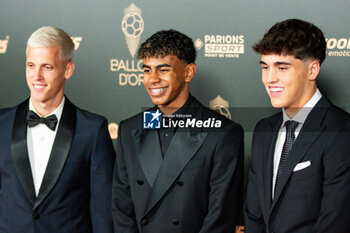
[27,97,65,196]
[272,89,322,198]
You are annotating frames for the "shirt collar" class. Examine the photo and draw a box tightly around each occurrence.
[172,94,194,116]
[29,96,65,123]
[282,88,322,126]
[158,93,195,117]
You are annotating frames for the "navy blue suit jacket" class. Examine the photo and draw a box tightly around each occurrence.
[244,96,350,233]
[0,98,115,233]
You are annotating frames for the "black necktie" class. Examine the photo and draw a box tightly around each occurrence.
[26,110,58,131]
[275,120,299,191]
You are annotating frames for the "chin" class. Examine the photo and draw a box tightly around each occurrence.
[270,100,285,109]
[30,95,41,102]
[150,97,165,105]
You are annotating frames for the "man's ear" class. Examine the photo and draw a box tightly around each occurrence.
[64,61,75,80]
[184,63,196,83]
[308,60,320,81]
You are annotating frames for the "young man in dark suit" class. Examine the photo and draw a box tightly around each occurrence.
[244,19,350,233]
[0,26,115,233]
[112,29,244,233]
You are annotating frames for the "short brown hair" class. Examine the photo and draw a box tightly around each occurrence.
[253,19,326,65]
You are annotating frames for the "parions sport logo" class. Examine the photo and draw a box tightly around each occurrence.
[110,3,145,87]
[326,38,350,57]
[195,34,244,58]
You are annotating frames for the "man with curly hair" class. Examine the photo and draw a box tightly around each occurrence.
[112,29,244,233]
[244,19,350,232]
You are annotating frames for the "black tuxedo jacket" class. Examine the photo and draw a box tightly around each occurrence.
[244,96,350,233]
[112,97,244,233]
[0,98,115,233]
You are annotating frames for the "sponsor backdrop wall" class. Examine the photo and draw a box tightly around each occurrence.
[1,0,350,192]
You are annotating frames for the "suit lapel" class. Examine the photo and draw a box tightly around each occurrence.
[143,129,208,216]
[135,129,163,187]
[263,114,282,215]
[33,98,76,210]
[271,97,329,213]
[141,97,208,216]
[11,99,36,206]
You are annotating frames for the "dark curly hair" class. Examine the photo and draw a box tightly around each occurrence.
[253,19,326,65]
[137,29,196,64]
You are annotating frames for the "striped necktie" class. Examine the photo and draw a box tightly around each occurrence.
[275,120,299,192]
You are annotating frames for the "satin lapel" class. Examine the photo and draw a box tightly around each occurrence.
[143,129,208,216]
[33,98,76,210]
[271,98,329,212]
[11,99,36,206]
[263,114,282,215]
[135,129,163,187]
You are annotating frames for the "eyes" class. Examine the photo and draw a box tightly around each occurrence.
[158,68,170,74]
[143,68,151,73]
[143,68,171,74]
[261,65,288,71]
[26,63,53,71]
[278,66,288,71]
[26,63,35,69]
[261,65,269,70]
[44,65,53,70]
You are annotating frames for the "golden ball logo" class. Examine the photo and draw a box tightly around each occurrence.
[121,12,144,39]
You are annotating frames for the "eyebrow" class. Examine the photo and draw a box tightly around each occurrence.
[275,61,291,65]
[259,61,291,66]
[142,64,172,69]
[25,61,54,66]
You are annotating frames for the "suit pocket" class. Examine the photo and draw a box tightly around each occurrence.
[183,158,204,171]
[290,165,316,182]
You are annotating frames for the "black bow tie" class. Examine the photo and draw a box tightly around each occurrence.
[27,110,58,131]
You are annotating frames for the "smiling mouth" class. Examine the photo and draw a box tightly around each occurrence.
[149,87,167,96]
[270,87,284,92]
[33,84,46,89]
